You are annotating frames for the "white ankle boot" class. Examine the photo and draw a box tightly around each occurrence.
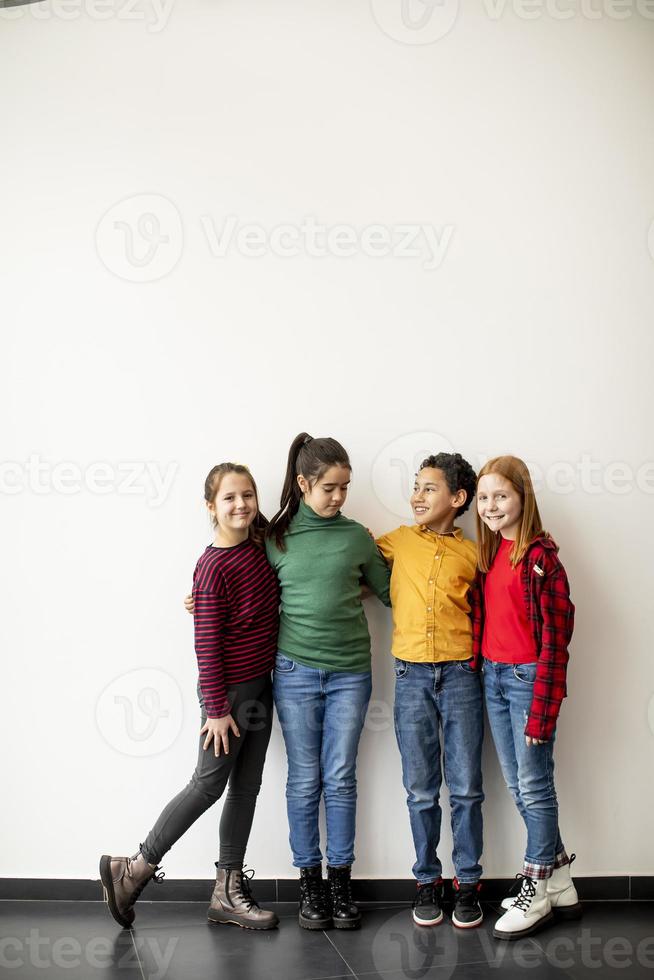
[501,857,581,918]
[493,876,553,940]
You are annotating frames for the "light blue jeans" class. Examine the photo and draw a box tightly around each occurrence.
[393,658,484,884]
[272,652,372,868]
[483,658,564,875]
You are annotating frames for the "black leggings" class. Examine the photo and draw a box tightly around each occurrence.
[140,672,272,869]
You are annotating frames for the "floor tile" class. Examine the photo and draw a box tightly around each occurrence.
[0,901,142,979]
[325,902,549,978]
[528,902,654,980]
[132,902,350,980]
[1,900,652,980]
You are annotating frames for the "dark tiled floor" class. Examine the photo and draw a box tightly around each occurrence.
[0,901,652,980]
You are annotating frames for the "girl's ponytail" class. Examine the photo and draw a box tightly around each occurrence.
[267,432,351,550]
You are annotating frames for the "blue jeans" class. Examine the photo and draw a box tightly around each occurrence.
[272,653,372,868]
[483,658,563,874]
[393,658,484,884]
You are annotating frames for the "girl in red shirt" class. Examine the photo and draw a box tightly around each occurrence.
[474,455,579,941]
[100,463,279,932]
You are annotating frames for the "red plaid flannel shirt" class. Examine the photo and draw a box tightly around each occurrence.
[469,535,574,741]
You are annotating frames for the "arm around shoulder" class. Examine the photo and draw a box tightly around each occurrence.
[360,529,392,607]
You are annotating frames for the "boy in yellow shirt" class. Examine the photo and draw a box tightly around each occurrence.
[376,452,484,929]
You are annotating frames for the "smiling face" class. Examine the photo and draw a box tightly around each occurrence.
[298,464,351,518]
[207,472,258,534]
[411,467,466,531]
[476,472,523,540]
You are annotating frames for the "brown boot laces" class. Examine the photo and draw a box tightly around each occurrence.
[125,855,165,910]
[232,868,259,911]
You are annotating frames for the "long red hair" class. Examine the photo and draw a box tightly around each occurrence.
[476,455,545,572]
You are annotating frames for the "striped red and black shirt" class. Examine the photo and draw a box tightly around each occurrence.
[192,539,279,718]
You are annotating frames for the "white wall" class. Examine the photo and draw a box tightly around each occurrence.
[1,0,653,882]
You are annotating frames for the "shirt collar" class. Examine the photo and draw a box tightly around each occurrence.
[417,524,463,540]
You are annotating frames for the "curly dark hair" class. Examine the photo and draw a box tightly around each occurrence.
[418,452,477,517]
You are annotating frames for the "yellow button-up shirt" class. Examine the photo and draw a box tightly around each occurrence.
[376,524,477,663]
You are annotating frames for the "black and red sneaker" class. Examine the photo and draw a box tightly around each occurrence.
[451,877,483,929]
[412,878,444,926]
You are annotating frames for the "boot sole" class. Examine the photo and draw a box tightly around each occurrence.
[493,910,554,941]
[299,914,332,930]
[500,900,583,917]
[99,856,133,930]
[333,918,361,930]
[553,902,583,920]
[207,913,278,930]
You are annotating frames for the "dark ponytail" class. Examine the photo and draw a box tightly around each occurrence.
[204,462,268,549]
[267,432,351,550]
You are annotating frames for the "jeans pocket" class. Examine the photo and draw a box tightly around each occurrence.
[275,653,296,673]
[513,662,537,684]
[457,657,477,674]
[394,658,409,679]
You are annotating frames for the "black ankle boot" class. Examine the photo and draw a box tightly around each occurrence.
[298,866,332,930]
[327,865,361,930]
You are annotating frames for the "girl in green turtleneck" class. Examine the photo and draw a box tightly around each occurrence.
[266,432,390,931]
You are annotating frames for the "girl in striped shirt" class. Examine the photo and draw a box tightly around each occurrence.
[100,463,280,932]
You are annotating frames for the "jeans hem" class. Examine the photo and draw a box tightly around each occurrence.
[292,859,324,869]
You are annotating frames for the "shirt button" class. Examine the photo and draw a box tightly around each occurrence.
[429,579,434,584]
[427,632,432,638]
[427,607,432,612]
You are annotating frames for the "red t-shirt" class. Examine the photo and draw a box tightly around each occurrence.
[482,537,537,664]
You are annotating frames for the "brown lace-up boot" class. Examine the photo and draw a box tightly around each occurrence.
[208,867,279,930]
[99,852,163,928]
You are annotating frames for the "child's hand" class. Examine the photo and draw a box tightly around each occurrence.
[525,736,547,746]
[184,593,195,615]
[201,714,240,756]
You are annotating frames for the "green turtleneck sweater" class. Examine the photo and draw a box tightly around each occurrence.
[265,500,391,672]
